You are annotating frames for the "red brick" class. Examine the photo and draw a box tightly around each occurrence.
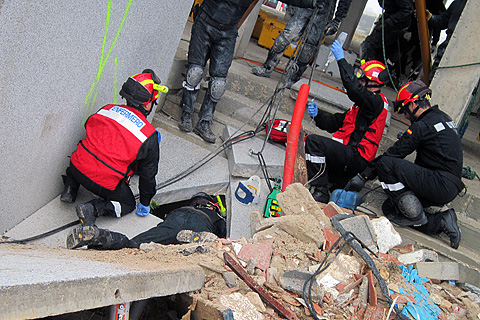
[237,242,273,271]
[366,270,377,306]
[363,305,386,320]
[323,202,343,218]
[391,293,415,304]
[378,252,402,266]
[323,228,340,251]
[393,244,415,254]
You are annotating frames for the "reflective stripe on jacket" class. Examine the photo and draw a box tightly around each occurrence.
[71,104,157,190]
[332,93,388,161]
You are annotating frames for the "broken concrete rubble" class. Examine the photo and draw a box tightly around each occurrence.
[28,183,479,320]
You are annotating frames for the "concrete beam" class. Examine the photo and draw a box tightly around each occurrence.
[430,0,480,127]
[0,246,205,320]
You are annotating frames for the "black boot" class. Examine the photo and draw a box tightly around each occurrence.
[60,174,79,203]
[179,111,193,132]
[75,202,98,226]
[311,186,330,203]
[179,89,199,132]
[61,185,78,203]
[194,120,216,143]
[439,209,461,249]
[66,226,99,249]
[66,226,119,250]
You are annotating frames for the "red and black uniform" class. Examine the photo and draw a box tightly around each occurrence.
[305,58,388,190]
[65,104,159,217]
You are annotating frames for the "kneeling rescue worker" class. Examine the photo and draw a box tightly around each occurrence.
[61,69,164,227]
[346,80,464,249]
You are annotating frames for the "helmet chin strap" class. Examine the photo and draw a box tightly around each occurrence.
[402,103,420,121]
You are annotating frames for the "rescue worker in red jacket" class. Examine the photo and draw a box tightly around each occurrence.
[60,69,164,227]
[306,40,389,203]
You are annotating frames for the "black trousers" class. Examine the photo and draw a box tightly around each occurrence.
[305,135,368,190]
[66,163,136,218]
[376,156,459,206]
[376,156,459,235]
[93,207,216,250]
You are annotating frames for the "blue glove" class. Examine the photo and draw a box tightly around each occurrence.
[156,130,161,146]
[331,40,345,61]
[136,202,150,216]
[307,101,318,117]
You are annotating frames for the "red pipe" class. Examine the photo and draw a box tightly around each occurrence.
[282,84,310,191]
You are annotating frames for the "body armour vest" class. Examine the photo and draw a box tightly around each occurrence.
[71,104,157,190]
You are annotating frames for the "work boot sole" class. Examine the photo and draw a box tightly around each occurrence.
[176,230,218,243]
[193,127,216,143]
[66,226,97,249]
[76,204,96,227]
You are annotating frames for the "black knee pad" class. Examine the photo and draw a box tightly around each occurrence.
[395,191,423,219]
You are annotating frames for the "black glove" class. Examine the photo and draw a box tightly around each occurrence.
[324,18,341,36]
[345,173,367,192]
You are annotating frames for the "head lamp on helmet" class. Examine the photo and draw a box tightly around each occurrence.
[355,60,387,87]
[119,69,169,110]
[394,80,432,114]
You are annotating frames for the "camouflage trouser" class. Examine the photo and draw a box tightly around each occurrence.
[263,7,330,82]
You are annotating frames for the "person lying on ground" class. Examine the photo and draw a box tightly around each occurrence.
[66,192,226,250]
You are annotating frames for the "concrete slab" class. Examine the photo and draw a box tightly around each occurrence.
[291,78,351,113]
[3,193,161,249]
[228,177,272,240]
[416,262,460,281]
[338,215,378,253]
[223,125,285,179]
[0,245,204,320]
[370,217,402,254]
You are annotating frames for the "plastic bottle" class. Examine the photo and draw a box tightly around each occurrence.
[324,32,348,70]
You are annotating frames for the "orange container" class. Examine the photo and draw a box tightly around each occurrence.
[257,16,298,58]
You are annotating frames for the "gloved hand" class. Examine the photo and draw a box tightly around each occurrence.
[136,202,150,216]
[307,101,318,117]
[156,130,162,146]
[345,173,367,192]
[324,18,341,36]
[330,40,345,61]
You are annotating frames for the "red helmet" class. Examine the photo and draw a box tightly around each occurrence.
[395,80,432,113]
[356,60,386,84]
[119,69,168,107]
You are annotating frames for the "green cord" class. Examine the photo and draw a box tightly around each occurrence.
[462,166,480,180]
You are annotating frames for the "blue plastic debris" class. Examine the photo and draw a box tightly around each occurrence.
[399,265,441,320]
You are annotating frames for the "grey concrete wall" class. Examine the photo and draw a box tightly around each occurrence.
[430,0,480,126]
[0,1,192,233]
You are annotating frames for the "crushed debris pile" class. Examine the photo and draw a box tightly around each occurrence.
[30,183,479,320]
[139,183,480,320]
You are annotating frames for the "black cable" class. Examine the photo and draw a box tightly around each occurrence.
[302,230,379,319]
[0,220,79,244]
[331,214,410,320]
